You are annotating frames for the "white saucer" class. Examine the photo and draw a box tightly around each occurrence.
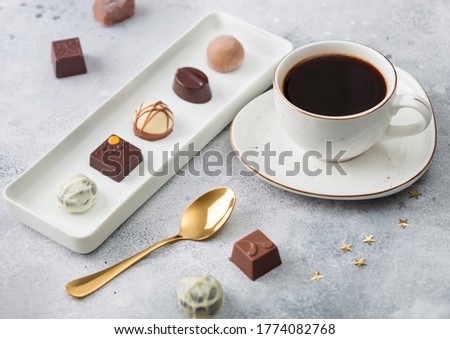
[230,67,436,200]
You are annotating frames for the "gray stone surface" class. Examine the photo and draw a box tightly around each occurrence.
[1,0,450,319]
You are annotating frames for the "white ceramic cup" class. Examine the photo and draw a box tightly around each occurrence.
[273,41,432,161]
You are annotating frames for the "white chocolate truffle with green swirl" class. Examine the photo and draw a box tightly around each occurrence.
[177,274,224,319]
[56,174,98,213]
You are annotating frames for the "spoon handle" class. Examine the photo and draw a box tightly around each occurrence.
[66,235,183,298]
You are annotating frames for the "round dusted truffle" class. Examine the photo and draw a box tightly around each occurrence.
[177,274,224,319]
[207,35,245,73]
[56,174,98,214]
[133,101,174,141]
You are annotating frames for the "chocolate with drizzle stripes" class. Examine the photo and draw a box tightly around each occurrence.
[133,101,174,141]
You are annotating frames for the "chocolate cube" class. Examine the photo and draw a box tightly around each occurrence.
[51,37,87,78]
[90,135,143,182]
[230,229,282,280]
[93,0,135,26]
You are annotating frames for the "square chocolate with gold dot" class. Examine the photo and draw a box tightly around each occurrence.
[90,135,143,182]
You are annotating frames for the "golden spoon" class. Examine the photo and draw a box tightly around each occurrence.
[66,187,236,298]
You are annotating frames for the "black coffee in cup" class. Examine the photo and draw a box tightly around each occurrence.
[283,54,387,116]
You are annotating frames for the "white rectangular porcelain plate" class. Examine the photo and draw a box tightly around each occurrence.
[3,11,293,253]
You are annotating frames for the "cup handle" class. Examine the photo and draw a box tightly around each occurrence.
[384,94,432,139]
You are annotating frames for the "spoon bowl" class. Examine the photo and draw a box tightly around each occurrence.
[66,187,236,298]
[179,187,236,240]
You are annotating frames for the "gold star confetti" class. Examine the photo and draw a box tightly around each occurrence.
[398,219,410,229]
[354,258,366,268]
[409,189,422,200]
[362,235,376,245]
[311,271,324,282]
[339,243,352,253]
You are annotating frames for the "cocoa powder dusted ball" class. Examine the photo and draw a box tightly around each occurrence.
[207,35,245,73]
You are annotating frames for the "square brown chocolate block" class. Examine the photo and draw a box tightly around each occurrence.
[94,0,135,26]
[90,135,143,182]
[51,37,87,78]
[231,229,282,280]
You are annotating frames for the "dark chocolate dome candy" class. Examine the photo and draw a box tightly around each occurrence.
[173,67,212,104]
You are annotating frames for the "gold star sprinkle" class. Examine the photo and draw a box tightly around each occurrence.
[398,219,410,229]
[409,189,422,200]
[354,258,366,268]
[362,235,376,246]
[311,271,324,281]
[339,243,352,253]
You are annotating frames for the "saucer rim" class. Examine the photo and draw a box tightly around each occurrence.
[230,67,437,199]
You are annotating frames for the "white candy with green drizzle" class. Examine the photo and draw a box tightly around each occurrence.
[56,174,98,214]
[177,274,224,318]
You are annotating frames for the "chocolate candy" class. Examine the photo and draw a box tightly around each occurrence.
[133,101,174,141]
[230,229,282,280]
[207,35,245,73]
[177,274,224,319]
[90,135,143,182]
[51,37,87,78]
[93,0,135,26]
[56,174,97,214]
[173,67,212,103]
